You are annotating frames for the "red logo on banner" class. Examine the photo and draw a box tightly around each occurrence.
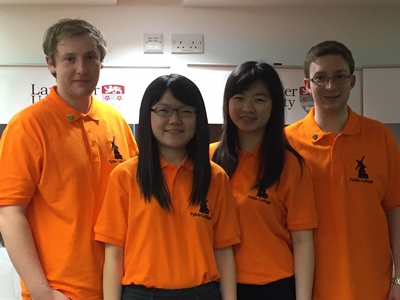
[299,86,314,113]
[101,85,125,110]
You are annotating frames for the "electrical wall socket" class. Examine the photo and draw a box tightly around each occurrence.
[144,33,163,54]
[171,34,204,54]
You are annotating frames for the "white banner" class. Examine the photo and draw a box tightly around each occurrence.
[0,65,362,125]
[0,66,169,124]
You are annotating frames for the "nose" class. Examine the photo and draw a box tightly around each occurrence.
[325,78,336,89]
[168,110,182,124]
[76,58,88,75]
[242,99,255,112]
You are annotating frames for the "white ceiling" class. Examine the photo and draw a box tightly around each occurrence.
[0,0,117,4]
[0,0,398,6]
[183,0,400,7]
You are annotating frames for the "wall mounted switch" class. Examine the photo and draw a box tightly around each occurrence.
[144,33,163,54]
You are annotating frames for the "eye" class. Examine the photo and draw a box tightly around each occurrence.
[86,54,99,61]
[155,107,169,114]
[335,74,348,79]
[179,108,196,116]
[65,57,75,62]
[313,75,326,82]
[232,95,244,101]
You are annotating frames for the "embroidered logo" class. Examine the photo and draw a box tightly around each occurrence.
[190,199,211,220]
[350,155,374,184]
[247,182,271,205]
[109,137,124,164]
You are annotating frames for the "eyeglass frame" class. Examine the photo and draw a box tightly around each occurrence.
[307,74,352,86]
[151,107,197,117]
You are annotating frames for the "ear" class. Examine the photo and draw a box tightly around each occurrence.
[46,56,56,75]
[350,74,356,89]
[303,78,312,93]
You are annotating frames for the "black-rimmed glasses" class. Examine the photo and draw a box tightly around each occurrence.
[151,107,197,117]
[308,74,352,86]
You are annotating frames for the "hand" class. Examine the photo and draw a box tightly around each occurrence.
[387,284,400,300]
[32,289,70,300]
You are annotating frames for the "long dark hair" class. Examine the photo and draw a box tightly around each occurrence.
[137,74,211,211]
[212,61,302,190]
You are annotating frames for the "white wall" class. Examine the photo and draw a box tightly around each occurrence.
[0,4,399,67]
[0,3,399,134]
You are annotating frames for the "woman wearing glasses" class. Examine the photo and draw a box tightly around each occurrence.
[95,74,240,300]
[211,61,317,300]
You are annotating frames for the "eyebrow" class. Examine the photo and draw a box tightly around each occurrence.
[253,92,270,97]
[314,69,349,74]
[60,50,98,57]
[153,102,190,107]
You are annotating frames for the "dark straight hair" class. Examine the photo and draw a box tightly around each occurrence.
[212,61,302,190]
[137,74,211,211]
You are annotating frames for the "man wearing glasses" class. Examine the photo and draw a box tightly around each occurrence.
[286,40,400,300]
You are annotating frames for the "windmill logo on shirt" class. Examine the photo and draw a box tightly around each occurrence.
[109,137,124,164]
[199,199,209,214]
[299,86,314,113]
[256,186,268,199]
[102,84,125,110]
[247,181,271,205]
[356,156,368,179]
[189,199,211,220]
[349,155,373,184]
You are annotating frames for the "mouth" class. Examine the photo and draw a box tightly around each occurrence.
[324,94,340,100]
[240,116,256,122]
[165,129,183,135]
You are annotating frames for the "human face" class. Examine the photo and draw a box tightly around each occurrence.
[228,81,273,138]
[305,55,355,115]
[46,34,103,108]
[151,89,197,159]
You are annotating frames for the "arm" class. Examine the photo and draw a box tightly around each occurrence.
[291,229,314,300]
[0,205,68,300]
[103,243,124,300]
[214,246,236,300]
[386,207,400,300]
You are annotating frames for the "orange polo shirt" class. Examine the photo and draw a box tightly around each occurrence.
[0,86,138,300]
[95,156,240,289]
[285,107,400,300]
[210,143,317,284]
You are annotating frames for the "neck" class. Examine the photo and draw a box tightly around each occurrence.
[159,148,187,167]
[314,106,349,136]
[56,87,91,113]
[237,130,263,152]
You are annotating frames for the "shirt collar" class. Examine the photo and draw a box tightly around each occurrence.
[47,86,101,123]
[159,155,194,171]
[303,106,360,143]
[238,141,261,158]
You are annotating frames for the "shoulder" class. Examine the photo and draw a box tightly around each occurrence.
[6,95,54,131]
[357,114,390,132]
[209,141,220,157]
[210,160,228,179]
[285,118,306,136]
[353,114,397,145]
